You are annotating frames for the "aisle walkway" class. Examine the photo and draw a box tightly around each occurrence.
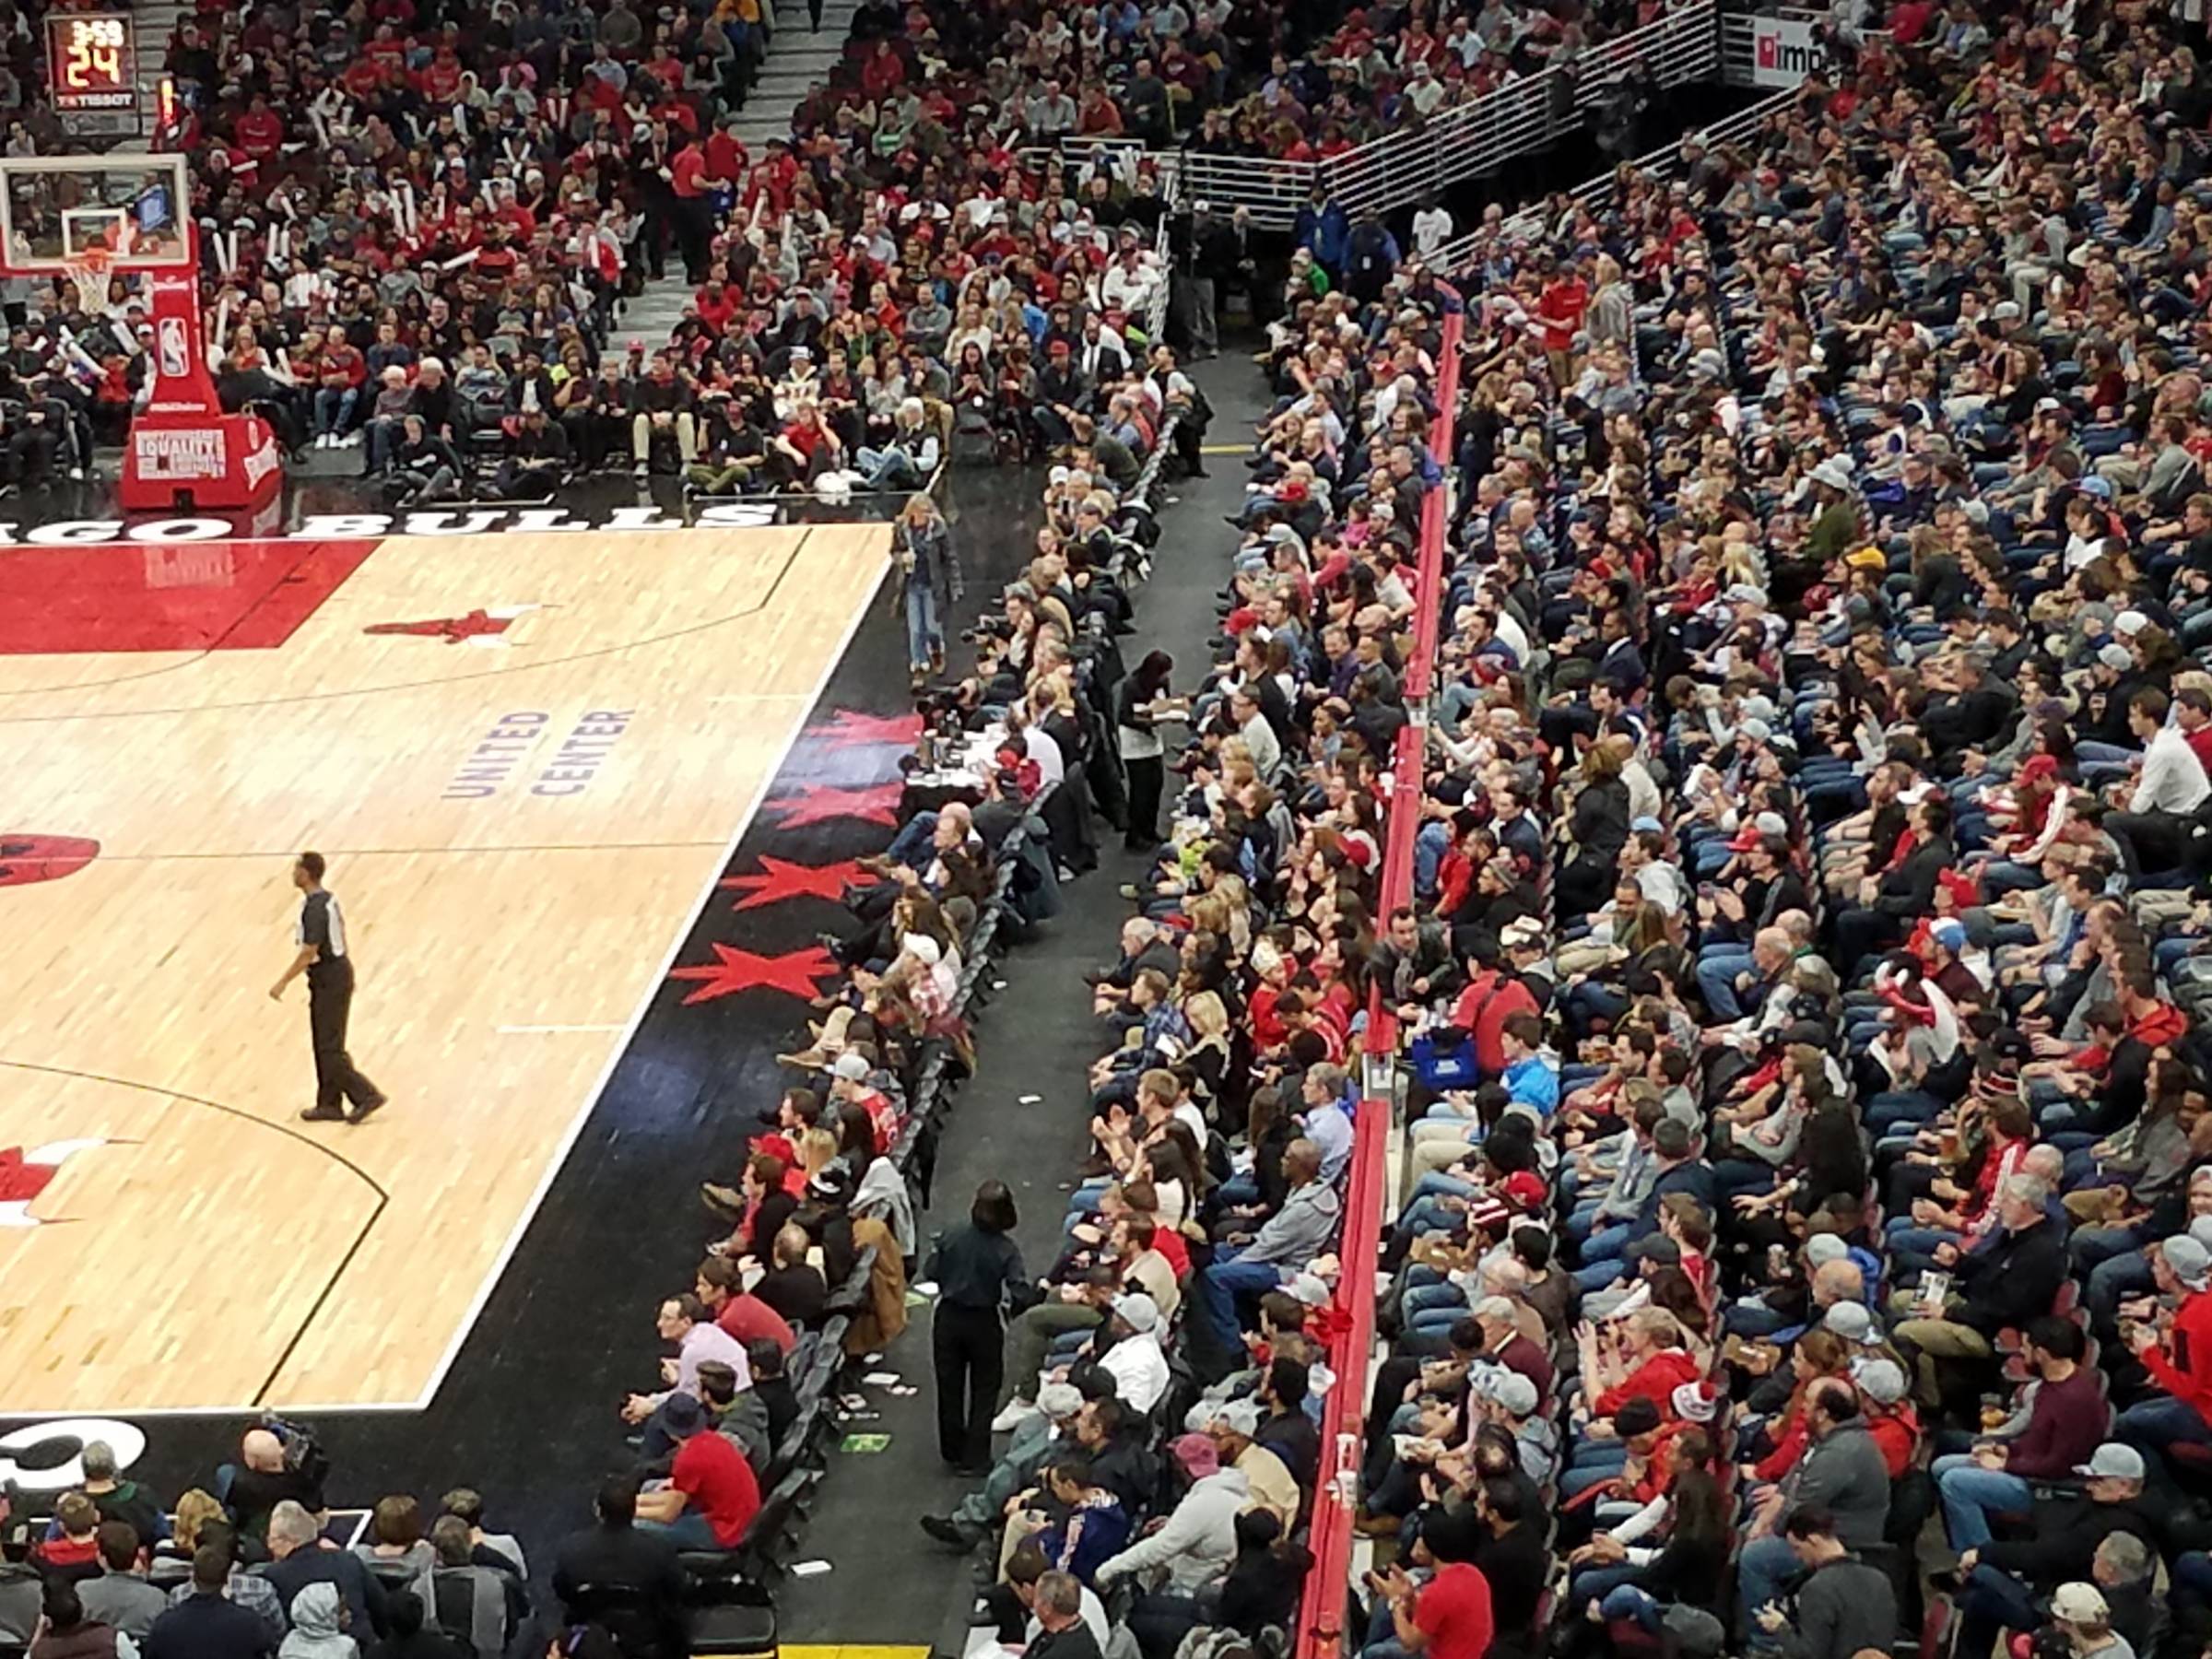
[771,349,1270,1649]
[621,0,858,347]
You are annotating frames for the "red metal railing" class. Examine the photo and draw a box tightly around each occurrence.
[1295,292,1464,1659]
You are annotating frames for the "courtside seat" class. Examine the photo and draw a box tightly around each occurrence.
[689,1599,778,1659]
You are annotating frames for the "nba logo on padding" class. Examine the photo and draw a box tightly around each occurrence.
[156,313,187,378]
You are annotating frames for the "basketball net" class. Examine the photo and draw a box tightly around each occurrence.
[60,241,112,315]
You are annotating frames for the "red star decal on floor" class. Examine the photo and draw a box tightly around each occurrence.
[817,709,925,749]
[668,943,841,1005]
[719,855,878,912]
[763,782,903,829]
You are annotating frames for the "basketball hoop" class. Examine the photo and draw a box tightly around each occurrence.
[59,241,111,313]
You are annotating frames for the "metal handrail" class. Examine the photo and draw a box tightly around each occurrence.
[1015,0,1722,230]
[1427,81,1795,276]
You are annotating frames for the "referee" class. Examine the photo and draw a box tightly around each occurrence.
[269,852,386,1124]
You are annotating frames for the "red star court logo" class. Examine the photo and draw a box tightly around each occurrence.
[763,782,903,829]
[719,855,879,912]
[817,710,925,749]
[363,605,537,646]
[0,835,100,888]
[668,943,841,1005]
[0,1139,106,1228]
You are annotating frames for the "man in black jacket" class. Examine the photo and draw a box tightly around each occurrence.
[1951,1444,2161,1659]
[1830,794,1959,973]
[255,1500,385,1639]
[1026,1572,1104,1659]
[145,1548,277,1659]
[551,1476,689,1659]
[1893,1172,2069,1409]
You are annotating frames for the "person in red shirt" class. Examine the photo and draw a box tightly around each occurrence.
[695,1254,798,1354]
[667,137,724,285]
[232,94,284,162]
[311,325,369,448]
[637,1395,760,1548]
[2122,1233,2212,1462]
[33,1493,100,1577]
[1535,256,1590,374]
[1372,1507,1493,1659]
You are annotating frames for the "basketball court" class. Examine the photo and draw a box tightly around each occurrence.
[0,521,888,1416]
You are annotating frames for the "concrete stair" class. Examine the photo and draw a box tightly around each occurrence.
[617,0,858,346]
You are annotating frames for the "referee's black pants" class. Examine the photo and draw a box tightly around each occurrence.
[308,960,382,1112]
[932,1302,1003,1470]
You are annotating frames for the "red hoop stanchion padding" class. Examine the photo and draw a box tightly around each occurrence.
[120,232,281,512]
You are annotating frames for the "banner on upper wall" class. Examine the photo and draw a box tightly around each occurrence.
[1750,15,1823,85]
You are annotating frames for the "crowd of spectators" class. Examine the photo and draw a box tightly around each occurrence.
[6,0,1683,494]
[881,6,2212,1659]
[1332,6,2212,1659]
[97,0,1236,496]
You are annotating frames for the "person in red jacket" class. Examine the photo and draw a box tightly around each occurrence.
[311,324,368,448]
[1583,1308,1701,1424]
[1445,953,1540,1077]
[2119,1231,2212,1471]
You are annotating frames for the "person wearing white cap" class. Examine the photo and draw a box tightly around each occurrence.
[921,1380,1088,1549]
[1094,1292,1170,1414]
[1206,1397,1299,1531]
[2115,1232,2212,1474]
[2048,1583,2132,1659]
[1950,1442,2149,1659]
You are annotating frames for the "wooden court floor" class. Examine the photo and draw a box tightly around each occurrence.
[0,524,888,1415]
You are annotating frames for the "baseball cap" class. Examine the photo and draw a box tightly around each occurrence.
[661,1393,708,1438]
[2166,1233,2212,1291]
[2052,1585,2110,1626]
[1823,1301,1878,1344]
[1931,920,1967,952]
[1631,1234,1681,1266]
[2115,609,2150,637]
[2076,1443,2147,1481]
[1212,1397,1263,1437]
[1500,1170,1547,1209]
[1113,1292,1160,1334]
[2098,642,2135,672]
[1037,1381,1085,1419]
[1171,1431,1220,1476]
[831,1052,870,1081]
[1288,1272,1331,1307]
[1491,1371,1539,1416]
[1853,1357,1907,1406]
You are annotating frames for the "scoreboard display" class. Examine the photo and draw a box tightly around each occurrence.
[48,14,140,135]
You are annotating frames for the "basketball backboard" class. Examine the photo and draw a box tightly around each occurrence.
[0,153,192,272]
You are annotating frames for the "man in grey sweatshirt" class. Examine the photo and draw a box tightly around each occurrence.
[1753,1508,1900,1659]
